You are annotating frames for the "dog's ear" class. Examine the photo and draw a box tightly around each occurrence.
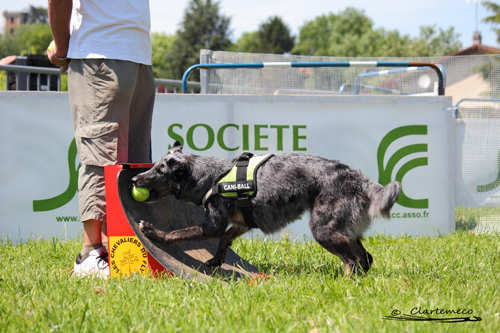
[168,141,183,155]
[166,155,188,199]
[167,155,188,181]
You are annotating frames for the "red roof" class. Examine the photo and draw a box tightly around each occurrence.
[448,44,500,56]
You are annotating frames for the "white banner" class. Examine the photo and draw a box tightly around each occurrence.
[0,92,81,242]
[151,94,455,238]
[1,92,454,242]
[455,119,500,207]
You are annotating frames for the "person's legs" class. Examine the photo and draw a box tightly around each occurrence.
[73,165,109,277]
[82,219,107,257]
[82,219,102,255]
[69,59,151,276]
[83,219,103,243]
[77,165,107,259]
[74,218,109,278]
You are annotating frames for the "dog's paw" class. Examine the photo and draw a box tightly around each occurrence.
[138,220,156,237]
[205,256,224,267]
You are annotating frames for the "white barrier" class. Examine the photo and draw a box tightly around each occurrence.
[455,119,500,207]
[1,92,455,242]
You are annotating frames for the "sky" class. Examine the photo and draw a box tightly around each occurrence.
[1,0,498,50]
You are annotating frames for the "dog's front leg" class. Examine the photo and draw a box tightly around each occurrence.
[138,220,210,245]
[205,225,249,267]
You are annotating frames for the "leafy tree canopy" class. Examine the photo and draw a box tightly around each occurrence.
[151,32,176,78]
[256,16,295,54]
[16,23,53,55]
[293,8,377,57]
[0,5,50,58]
[229,31,260,53]
[0,23,52,58]
[27,5,49,24]
[292,7,461,57]
[231,16,295,54]
[409,25,462,57]
[0,3,465,79]
[0,36,21,59]
[482,1,500,43]
[164,0,232,80]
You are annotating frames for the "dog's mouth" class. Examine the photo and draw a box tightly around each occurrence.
[130,184,160,202]
[142,187,158,201]
[130,175,172,202]
[148,188,162,201]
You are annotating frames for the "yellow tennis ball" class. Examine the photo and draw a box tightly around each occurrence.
[48,40,55,53]
[132,186,150,202]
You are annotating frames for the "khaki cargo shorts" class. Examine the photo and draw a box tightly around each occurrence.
[68,59,155,222]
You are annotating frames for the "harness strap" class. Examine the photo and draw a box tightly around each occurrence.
[235,153,259,229]
[202,153,274,229]
[201,188,213,207]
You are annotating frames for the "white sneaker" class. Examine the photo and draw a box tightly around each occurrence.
[73,246,109,279]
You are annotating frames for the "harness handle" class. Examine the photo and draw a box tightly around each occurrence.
[235,153,259,228]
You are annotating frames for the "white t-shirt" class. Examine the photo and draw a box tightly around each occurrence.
[67,0,152,65]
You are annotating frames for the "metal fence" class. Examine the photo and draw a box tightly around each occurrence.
[0,64,200,93]
[454,98,500,233]
[198,51,500,232]
[199,50,500,104]
[182,61,445,95]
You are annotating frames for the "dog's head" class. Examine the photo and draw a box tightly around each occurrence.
[131,141,191,201]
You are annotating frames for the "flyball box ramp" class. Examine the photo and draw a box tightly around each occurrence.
[105,164,258,282]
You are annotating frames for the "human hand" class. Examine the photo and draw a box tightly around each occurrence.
[47,44,70,73]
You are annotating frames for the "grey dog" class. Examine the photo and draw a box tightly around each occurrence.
[132,141,400,276]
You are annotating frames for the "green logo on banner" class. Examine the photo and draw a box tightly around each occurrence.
[33,139,80,212]
[378,125,429,209]
[477,150,500,193]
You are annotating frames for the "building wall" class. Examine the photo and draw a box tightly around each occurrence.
[3,11,28,36]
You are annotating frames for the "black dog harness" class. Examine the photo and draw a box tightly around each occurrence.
[202,152,274,229]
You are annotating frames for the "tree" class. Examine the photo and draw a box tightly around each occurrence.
[27,5,49,24]
[16,23,53,55]
[151,32,176,78]
[293,7,461,57]
[293,8,380,57]
[476,1,500,98]
[0,36,21,59]
[229,31,260,52]
[374,29,412,57]
[231,16,294,54]
[0,22,52,58]
[256,16,294,54]
[0,4,51,58]
[409,25,461,56]
[292,14,333,56]
[482,1,500,43]
[165,0,232,80]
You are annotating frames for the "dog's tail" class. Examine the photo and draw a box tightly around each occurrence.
[366,181,401,218]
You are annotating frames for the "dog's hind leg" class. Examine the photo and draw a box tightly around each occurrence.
[310,224,372,277]
[355,238,373,270]
[205,225,249,267]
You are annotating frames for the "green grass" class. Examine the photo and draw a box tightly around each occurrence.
[1,231,499,332]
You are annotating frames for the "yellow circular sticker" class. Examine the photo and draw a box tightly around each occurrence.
[109,236,149,277]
